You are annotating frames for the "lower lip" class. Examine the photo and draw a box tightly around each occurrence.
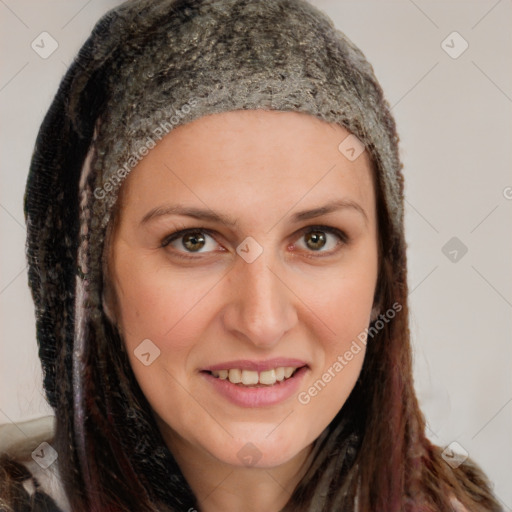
[201,367,308,408]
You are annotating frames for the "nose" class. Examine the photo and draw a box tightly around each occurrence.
[221,250,298,349]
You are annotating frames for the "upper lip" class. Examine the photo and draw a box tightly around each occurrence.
[202,358,309,372]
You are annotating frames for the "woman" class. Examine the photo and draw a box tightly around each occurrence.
[0,0,503,511]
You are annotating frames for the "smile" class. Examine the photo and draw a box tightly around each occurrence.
[208,367,300,386]
[200,360,309,408]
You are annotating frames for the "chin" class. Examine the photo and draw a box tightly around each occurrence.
[204,424,312,469]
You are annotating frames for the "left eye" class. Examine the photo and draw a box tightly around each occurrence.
[161,225,347,258]
[295,227,346,253]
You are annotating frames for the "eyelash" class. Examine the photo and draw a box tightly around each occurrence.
[161,225,348,261]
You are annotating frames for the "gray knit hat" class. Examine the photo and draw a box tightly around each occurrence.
[91,0,403,232]
[24,0,404,507]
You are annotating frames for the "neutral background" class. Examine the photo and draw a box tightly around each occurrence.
[1,0,510,508]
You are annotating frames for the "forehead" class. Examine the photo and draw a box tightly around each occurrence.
[117,110,376,226]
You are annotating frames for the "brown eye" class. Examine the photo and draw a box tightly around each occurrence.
[181,231,206,252]
[295,226,347,255]
[304,231,327,251]
[162,229,218,255]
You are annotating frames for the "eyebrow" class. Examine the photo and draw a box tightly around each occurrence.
[140,198,368,227]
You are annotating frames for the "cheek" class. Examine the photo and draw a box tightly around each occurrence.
[307,254,378,347]
[295,256,376,416]
[114,256,223,430]
[114,252,224,367]
[314,278,373,330]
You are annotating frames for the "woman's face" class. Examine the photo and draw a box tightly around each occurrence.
[108,110,379,470]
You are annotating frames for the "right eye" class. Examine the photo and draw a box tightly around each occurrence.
[161,228,222,258]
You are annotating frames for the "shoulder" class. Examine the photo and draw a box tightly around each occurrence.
[0,416,70,512]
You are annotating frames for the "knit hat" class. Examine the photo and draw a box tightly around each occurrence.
[24,0,404,507]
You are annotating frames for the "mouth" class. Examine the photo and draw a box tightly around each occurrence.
[202,366,304,387]
[199,359,309,408]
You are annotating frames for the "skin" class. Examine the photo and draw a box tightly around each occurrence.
[106,110,379,512]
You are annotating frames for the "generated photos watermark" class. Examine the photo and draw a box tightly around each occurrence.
[297,301,402,405]
[94,97,198,200]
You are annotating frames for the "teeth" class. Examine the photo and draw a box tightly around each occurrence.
[210,366,299,386]
[284,367,295,378]
[241,370,259,385]
[228,368,242,384]
[217,369,229,380]
[259,369,276,385]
